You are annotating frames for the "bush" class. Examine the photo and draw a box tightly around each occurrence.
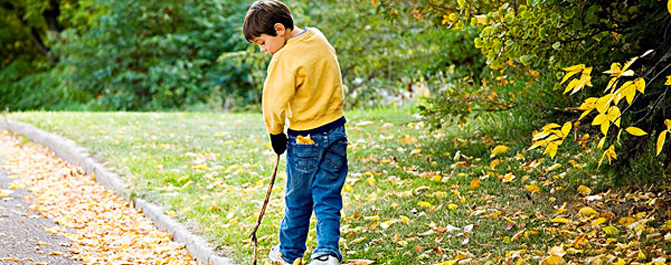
[382,0,671,179]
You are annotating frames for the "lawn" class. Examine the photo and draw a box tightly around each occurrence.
[5,109,670,264]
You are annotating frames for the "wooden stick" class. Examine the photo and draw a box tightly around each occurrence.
[249,154,281,265]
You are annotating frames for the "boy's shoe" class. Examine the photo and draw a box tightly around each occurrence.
[269,245,292,265]
[307,254,340,265]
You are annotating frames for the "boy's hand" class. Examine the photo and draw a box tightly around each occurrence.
[269,133,287,155]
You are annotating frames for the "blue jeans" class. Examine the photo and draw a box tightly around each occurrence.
[279,125,348,262]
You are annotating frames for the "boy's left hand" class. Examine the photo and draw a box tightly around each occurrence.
[269,133,287,155]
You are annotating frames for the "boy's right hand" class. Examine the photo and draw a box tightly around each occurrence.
[269,133,287,155]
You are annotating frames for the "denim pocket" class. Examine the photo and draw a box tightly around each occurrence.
[322,138,347,172]
[290,142,319,173]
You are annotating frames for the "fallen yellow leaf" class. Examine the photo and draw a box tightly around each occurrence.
[578,206,598,217]
[546,163,562,172]
[618,217,635,226]
[350,237,367,244]
[366,177,375,186]
[380,220,397,229]
[447,204,458,210]
[177,175,190,182]
[490,159,503,168]
[577,185,592,196]
[603,225,620,235]
[8,182,25,189]
[418,201,432,208]
[490,145,510,158]
[551,217,570,224]
[363,215,380,221]
[401,136,418,144]
[541,255,565,265]
[548,244,566,257]
[591,217,607,226]
[0,189,13,198]
[502,172,516,183]
[469,179,480,189]
[526,184,541,193]
[192,164,209,170]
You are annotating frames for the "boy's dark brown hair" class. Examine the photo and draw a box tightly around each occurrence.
[243,0,294,43]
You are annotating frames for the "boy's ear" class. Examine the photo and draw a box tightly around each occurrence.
[273,23,286,36]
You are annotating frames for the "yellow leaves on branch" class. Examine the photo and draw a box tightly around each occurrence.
[656,119,671,155]
[603,57,637,93]
[536,53,655,164]
[614,78,646,105]
[560,64,592,95]
[530,122,572,158]
[598,145,617,168]
[591,105,620,136]
[625,126,647,136]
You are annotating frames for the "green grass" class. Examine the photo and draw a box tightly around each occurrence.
[6,109,668,264]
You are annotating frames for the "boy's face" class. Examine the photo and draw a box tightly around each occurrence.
[252,33,285,56]
[251,23,289,56]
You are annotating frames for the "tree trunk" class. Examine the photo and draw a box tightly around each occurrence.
[29,27,58,66]
[43,0,62,33]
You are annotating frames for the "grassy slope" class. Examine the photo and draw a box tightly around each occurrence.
[7,109,670,264]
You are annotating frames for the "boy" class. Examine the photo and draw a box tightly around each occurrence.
[242,1,348,265]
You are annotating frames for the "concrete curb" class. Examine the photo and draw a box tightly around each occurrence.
[0,120,236,265]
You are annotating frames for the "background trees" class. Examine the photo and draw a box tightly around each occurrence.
[1,0,455,111]
[2,0,671,175]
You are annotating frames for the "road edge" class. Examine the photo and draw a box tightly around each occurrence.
[0,120,236,265]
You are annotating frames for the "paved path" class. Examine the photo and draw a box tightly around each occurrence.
[0,157,82,264]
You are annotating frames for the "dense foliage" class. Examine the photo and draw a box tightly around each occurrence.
[1,0,256,110]
[1,0,459,111]
[380,0,671,177]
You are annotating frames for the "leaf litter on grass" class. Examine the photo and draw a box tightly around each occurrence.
[0,130,200,264]
[7,111,671,264]
[341,117,671,265]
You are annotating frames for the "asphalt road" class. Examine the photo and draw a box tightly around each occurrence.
[0,157,82,264]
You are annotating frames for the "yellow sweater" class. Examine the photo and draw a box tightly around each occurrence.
[262,27,345,135]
